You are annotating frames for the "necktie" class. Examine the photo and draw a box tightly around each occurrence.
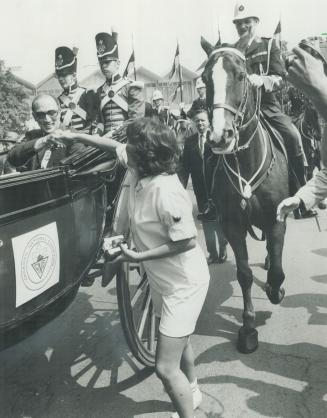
[199,134,205,156]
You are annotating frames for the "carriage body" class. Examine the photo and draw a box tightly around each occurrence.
[0,148,157,365]
[0,160,106,339]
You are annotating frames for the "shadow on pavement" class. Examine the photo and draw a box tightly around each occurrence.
[196,260,272,347]
[197,339,327,418]
[282,292,327,326]
[0,291,169,418]
[311,274,327,284]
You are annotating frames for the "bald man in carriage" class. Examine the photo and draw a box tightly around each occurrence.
[232,1,315,217]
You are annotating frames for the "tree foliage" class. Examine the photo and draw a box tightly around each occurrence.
[0,60,30,138]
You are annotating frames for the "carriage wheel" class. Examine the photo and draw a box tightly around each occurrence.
[116,262,158,367]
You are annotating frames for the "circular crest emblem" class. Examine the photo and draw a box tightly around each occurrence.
[108,90,115,98]
[21,233,57,291]
[56,54,64,68]
[97,39,106,54]
[239,4,244,11]
[69,102,76,110]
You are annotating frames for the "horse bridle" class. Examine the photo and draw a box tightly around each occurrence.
[206,47,271,204]
[207,47,260,152]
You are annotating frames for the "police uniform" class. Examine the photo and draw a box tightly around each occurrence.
[186,78,207,119]
[186,97,207,119]
[152,106,176,127]
[233,2,307,191]
[151,90,175,127]
[55,46,97,133]
[94,32,145,136]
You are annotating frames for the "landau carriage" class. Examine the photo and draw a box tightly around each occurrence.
[0,145,158,367]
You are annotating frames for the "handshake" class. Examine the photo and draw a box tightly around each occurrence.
[34,129,75,152]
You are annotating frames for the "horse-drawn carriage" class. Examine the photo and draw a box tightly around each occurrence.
[0,146,157,367]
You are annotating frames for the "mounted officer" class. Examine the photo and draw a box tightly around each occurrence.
[55,46,96,132]
[232,1,310,212]
[94,29,145,137]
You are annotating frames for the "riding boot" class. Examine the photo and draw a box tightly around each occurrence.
[291,155,306,219]
[291,154,306,189]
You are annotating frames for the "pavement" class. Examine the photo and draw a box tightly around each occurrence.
[1,198,327,418]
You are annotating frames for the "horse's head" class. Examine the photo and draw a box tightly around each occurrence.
[201,38,254,154]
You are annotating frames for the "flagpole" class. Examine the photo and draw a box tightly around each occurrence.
[279,14,284,112]
[177,41,183,103]
[132,33,137,81]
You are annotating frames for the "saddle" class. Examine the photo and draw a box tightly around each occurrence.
[259,114,288,162]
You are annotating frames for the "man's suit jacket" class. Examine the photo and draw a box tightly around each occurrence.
[181,132,211,212]
[7,129,84,171]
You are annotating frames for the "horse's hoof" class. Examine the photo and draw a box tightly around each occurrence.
[264,256,270,271]
[265,284,285,304]
[237,327,258,354]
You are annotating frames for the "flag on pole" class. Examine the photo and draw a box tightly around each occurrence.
[168,44,180,80]
[170,82,183,103]
[168,42,183,102]
[123,50,136,80]
[273,19,282,49]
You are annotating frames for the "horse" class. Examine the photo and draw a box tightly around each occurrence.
[200,40,289,353]
[294,100,322,181]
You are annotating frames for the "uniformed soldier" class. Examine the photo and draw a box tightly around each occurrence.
[151,90,176,127]
[232,1,308,199]
[94,30,145,137]
[55,46,96,132]
[183,77,207,119]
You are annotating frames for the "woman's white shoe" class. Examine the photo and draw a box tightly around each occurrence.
[170,385,202,418]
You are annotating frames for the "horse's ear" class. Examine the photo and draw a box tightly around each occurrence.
[201,36,214,57]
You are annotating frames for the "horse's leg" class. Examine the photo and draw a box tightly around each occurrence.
[265,221,286,304]
[224,223,258,354]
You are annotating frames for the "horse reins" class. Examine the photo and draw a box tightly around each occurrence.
[206,48,277,240]
[208,48,271,200]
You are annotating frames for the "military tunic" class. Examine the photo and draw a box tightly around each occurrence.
[235,36,303,159]
[96,74,145,136]
[234,36,285,117]
[58,85,97,133]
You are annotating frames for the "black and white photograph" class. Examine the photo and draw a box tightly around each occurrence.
[0,0,327,416]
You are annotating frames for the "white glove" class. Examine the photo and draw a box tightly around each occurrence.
[276,196,301,222]
[248,74,264,88]
[179,102,185,110]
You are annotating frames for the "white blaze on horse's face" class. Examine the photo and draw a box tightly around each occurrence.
[212,57,227,139]
[210,56,236,153]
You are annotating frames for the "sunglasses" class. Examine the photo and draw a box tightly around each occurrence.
[34,110,59,120]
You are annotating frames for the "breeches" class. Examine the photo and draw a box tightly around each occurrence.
[266,113,303,158]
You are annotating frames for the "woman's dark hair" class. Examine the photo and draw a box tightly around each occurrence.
[126,117,180,178]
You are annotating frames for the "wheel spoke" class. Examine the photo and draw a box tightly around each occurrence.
[137,288,151,339]
[130,275,148,308]
[148,302,156,353]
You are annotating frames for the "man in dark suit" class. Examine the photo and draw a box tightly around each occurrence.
[181,110,227,264]
[8,94,83,171]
